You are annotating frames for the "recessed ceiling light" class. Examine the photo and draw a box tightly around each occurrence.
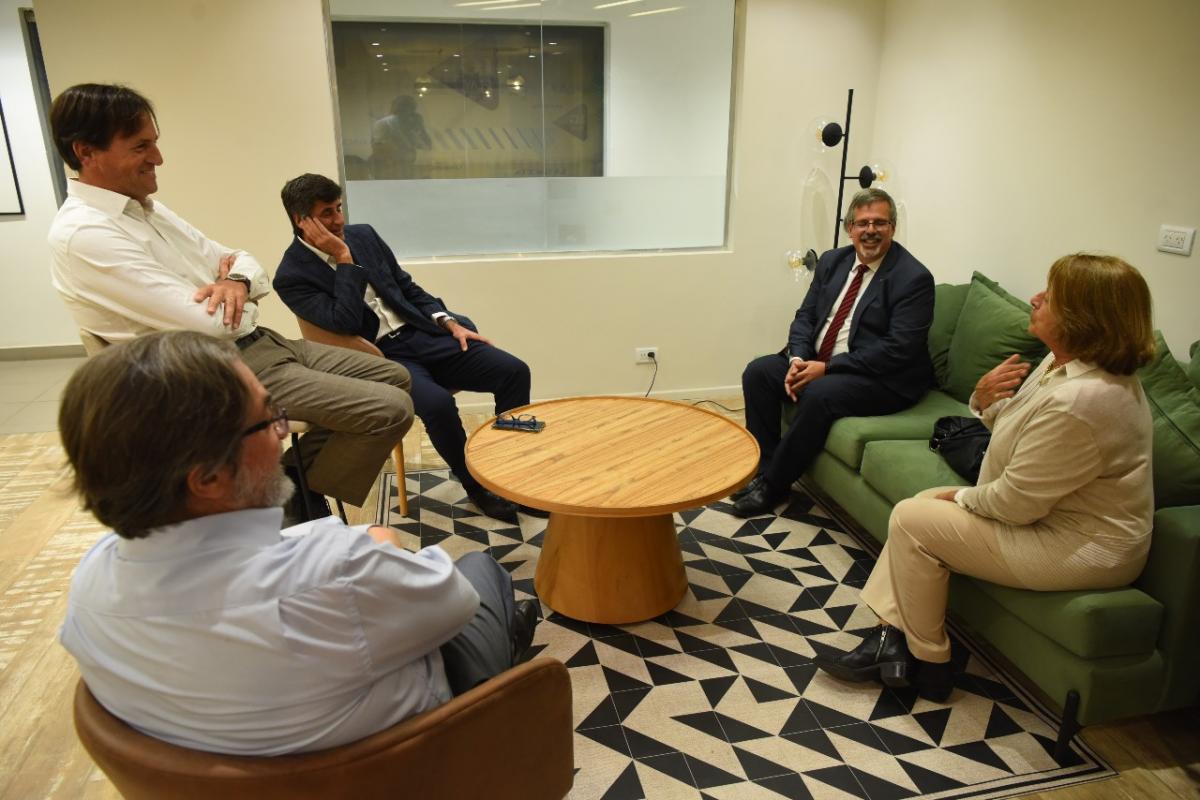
[371,41,380,46]
[483,2,541,7]
[375,54,383,58]
[630,5,683,16]
[594,0,643,8]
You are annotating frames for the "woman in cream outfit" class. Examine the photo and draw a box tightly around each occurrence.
[814,253,1157,701]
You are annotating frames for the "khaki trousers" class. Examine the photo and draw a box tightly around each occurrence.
[240,329,414,505]
[860,488,1028,663]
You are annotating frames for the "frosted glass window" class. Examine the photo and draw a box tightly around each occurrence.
[330,0,735,257]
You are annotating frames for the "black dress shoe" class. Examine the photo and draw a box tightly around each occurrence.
[913,659,953,702]
[814,625,914,687]
[731,480,787,518]
[510,599,541,664]
[466,487,518,520]
[730,475,763,502]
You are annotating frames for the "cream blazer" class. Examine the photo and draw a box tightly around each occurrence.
[959,353,1154,581]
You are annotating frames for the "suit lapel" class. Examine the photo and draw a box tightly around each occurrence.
[819,251,855,322]
[848,243,900,336]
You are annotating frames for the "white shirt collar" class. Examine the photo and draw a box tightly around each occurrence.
[297,235,339,268]
[1062,359,1098,378]
[116,507,285,560]
[68,178,154,218]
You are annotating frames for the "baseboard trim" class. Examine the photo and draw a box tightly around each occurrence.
[452,384,743,414]
[0,344,86,361]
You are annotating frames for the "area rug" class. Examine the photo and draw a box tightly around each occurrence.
[378,470,1114,800]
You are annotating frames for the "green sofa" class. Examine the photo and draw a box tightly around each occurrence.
[796,272,1200,749]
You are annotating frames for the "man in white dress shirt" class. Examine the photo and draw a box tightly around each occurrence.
[58,331,539,755]
[46,83,412,518]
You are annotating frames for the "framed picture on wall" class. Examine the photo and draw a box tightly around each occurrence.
[0,99,25,216]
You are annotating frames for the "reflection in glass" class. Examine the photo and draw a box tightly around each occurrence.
[331,21,604,180]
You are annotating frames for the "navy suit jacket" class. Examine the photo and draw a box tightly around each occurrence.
[787,241,934,403]
[273,224,470,343]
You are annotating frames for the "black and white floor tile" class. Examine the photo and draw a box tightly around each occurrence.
[379,470,1114,800]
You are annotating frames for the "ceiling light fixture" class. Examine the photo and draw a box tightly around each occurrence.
[594,0,643,8]
[630,6,683,16]
[483,1,542,7]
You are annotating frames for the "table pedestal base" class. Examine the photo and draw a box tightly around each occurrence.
[534,512,687,624]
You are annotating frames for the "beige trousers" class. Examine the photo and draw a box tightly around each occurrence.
[860,487,1035,663]
[241,329,414,505]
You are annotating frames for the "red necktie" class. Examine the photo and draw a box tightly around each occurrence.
[816,264,867,363]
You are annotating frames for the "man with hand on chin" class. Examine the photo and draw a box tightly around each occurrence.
[733,188,935,517]
[274,173,531,520]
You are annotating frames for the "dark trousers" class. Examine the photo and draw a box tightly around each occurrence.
[439,552,517,694]
[378,324,530,493]
[742,353,911,493]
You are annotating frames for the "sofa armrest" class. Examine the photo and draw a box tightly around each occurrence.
[1134,505,1200,709]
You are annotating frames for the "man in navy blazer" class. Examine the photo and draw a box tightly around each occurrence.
[273,174,530,520]
[733,188,934,517]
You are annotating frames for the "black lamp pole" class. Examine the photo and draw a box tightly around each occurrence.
[832,88,854,249]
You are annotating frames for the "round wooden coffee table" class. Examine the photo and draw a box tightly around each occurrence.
[465,396,759,624]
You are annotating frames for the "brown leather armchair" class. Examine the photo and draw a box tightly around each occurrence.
[73,657,574,799]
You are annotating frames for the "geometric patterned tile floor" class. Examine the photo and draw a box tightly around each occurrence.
[380,470,1115,800]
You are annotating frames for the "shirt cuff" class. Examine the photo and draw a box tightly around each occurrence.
[953,488,969,509]
[433,312,454,327]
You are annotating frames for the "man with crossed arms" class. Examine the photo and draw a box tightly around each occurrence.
[46,83,412,517]
[733,188,935,517]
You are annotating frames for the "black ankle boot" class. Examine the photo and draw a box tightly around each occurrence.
[814,625,914,687]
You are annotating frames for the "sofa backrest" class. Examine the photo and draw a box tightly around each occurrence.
[1136,332,1200,509]
[929,273,1048,403]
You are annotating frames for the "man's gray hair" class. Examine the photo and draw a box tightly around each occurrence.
[843,187,897,230]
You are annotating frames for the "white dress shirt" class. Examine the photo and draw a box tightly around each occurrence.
[48,180,270,342]
[811,255,882,359]
[60,508,479,755]
[296,237,449,340]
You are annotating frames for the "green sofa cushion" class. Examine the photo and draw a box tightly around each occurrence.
[1137,332,1200,508]
[969,582,1162,660]
[825,390,971,470]
[859,439,968,505]
[929,283,969,386]
[942,273,1048,403]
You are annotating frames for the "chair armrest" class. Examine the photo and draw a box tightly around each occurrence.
[296,318,384,359]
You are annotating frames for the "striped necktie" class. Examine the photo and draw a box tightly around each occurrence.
[816,264,867,363]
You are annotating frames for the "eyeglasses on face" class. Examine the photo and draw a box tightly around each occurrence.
[241,403,289,438]
[850,218,893,231]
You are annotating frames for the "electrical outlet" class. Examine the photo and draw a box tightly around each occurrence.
[635,347,658,364]
[1158,224,1195,256]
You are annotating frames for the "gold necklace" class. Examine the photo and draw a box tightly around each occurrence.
[1039,358,1065,386]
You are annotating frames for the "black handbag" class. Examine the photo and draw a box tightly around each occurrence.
[929,415,990,484]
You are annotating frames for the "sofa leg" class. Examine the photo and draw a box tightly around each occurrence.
[1053,689,1081,762]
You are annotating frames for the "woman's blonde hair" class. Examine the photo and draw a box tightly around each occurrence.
[1047,253,1155,375]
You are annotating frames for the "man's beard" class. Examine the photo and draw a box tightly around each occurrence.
[232,464,295,510]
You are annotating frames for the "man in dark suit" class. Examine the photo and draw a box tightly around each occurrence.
[273,174,530,520]
[733,188,934,517]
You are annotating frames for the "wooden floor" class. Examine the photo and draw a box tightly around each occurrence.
[0,404,1196,799]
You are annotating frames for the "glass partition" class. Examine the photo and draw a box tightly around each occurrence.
[330,0,735,258]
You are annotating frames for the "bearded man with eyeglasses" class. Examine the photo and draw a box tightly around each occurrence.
[57,331,540,756]
[733,188,935,517]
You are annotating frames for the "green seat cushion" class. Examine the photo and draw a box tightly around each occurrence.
[929,283,970,386]
[942,272,1048,403]
[859,439,968,505]
[1136,332,1200,508]
[966,581,1162,660]
[825,390,971,470]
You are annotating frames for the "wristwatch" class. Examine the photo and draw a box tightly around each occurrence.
[225,274,251,291]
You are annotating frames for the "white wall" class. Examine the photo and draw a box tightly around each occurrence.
[0,0,78,350]
[22,0,887,403]
[872,0,1200,358]
[31,0,343,341]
